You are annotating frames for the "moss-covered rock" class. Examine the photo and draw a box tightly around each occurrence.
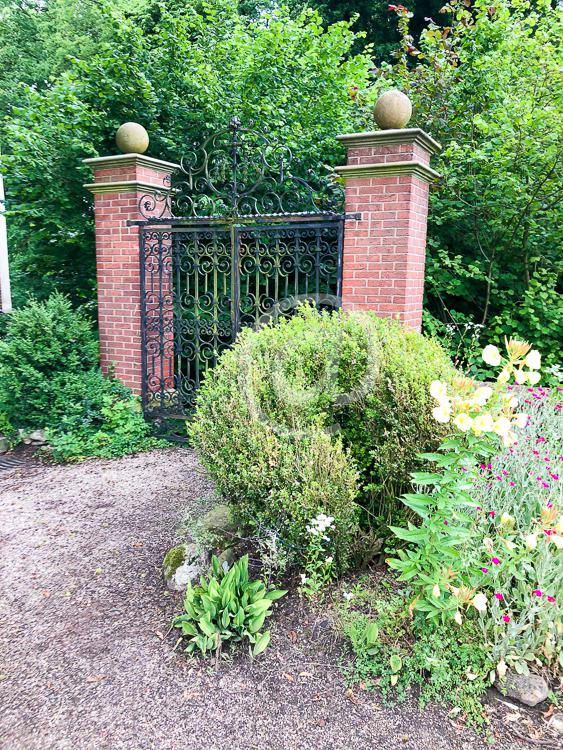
[162,543,207,592]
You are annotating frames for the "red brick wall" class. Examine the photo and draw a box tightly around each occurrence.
[85,156,176,394]
[339,134,438,331]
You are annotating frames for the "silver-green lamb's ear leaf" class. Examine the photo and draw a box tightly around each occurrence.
[264,589,287,601]
[252,630,271,657]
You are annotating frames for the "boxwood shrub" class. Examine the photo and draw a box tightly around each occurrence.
[190,306,456,563]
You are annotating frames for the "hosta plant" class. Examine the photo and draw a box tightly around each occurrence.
[173,555,286,660]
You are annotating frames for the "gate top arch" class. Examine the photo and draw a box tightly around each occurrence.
[139,116,344,222]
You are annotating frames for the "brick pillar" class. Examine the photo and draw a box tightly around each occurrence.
[83,153,179,393]
[335,128,440,330]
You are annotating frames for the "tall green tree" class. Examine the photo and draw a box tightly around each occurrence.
[375,0,562,369]
[1,0,371,305]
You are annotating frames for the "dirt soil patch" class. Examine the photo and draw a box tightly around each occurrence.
[0,448,546,749]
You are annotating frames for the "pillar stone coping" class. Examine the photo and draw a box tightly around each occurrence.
[83,152,180,173]
[335,160,441,184]
[336,128,441,156]
[83,180,170,195]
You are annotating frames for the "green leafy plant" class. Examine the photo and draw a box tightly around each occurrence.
[0,294,162,461]
[299,513,338,598]
[190,306,455,569]
[389,339,562,676]
[338,584,493,727]
[173,554,286,660]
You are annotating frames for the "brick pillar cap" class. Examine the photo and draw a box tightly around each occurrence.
[336,128,441,155]
[83,153,180,173]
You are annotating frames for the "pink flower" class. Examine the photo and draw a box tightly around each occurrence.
[489,511,496,518]
[509,482,516,487]
[502,615,511,623]
[547,596,556,603]
[492,557,500,565]
[495,592,504,601]
[532,589,542,597]
[481,567,488,573]
[443,520,449,525]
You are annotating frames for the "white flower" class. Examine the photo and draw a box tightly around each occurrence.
[473,386,493,406]
[524,533,537,551]
[527,370,541,385]
[454,610,463,626]
[514,369,527,385]
[555,518,563,535]
[432,584,441,598]
[472,593,488,613]
[552,534,563,550]
[300,574,308,584]
[496,659,507,679]
[453,413,474,432]
[497,369,510,384]
[512,413,528,429]
[432,405,451,423]
[503,539,517,551]
[482,345,501,367]
[525,350,541,370]
[325,556,333,565]
[343,592,354,602]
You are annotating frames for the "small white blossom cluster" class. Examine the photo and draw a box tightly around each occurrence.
[306,513,335,538]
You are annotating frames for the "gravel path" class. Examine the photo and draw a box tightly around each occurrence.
[0,448,539,750]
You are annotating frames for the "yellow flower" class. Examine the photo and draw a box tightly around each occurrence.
[482,345,501,367]
[473,413,494,433]
[454,413,474,432]
[555,518,563,535]
[527,371,541,385]
[430,380,448,401]
[497,369,510,384]
[473,386,493,406]
[524,533,537,550]
[471,593,488,612]
[432,405,451,424]
[525,350,541,370]
[493,417,512,437]
[505,338,531,360]
[500,512,514,527]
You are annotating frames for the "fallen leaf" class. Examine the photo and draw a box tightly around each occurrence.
[282,672,294,682]
[86,675,106,683]
[299,671,312,678]
[155,631,164,640]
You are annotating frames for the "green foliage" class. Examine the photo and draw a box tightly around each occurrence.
[0,293,98,429]
[378,0,562,368]
[190,307,455,564]
[0,293,162,460]
[1,0,371,305]
[173,554,286,658]
[389,342,562,674]
[338,585,492,727]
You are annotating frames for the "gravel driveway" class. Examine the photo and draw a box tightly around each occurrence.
[0,448,539,750]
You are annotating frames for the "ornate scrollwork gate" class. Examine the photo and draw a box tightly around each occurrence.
[137,118,347,439]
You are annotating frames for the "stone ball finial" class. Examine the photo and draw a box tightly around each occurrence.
[115,122,149,154]
[374,90,412,130]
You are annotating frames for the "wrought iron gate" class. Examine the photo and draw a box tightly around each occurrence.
[137,119,346,438]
